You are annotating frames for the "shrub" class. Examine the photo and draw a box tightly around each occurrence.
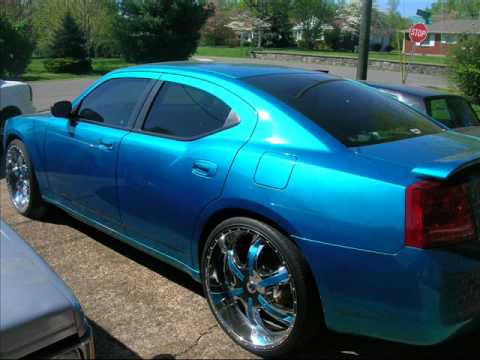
[44,58,92,74]
[115,0,214,63]
[201,11,237,47]
[371,43,383,52]
[0,16,34,78]
[449,35,480,104]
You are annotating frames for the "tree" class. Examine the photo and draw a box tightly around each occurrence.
[387,0,400,14]
[449,35,480,104]
[115,0,213,63]
[226,12,271,47]
[49,11,88,59]
[201,6,238,46]
[32,0,118,57]
[265,0,294,47]
[291,0,335,49]
[0,14,34,78]
[44,11,92,74]
[431,0,480,19]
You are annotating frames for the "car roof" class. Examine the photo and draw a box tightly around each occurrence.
[114,60,335,81]
[364,82,449,98]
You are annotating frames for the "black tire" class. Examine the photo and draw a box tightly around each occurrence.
[5,139,48,219]
[0,107,21,150]
[201,217,322,358]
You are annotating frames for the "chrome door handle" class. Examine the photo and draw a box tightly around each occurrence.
[98,139,114,150]
[192,160,217,178]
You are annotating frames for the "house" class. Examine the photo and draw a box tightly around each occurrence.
[403,17,480,55]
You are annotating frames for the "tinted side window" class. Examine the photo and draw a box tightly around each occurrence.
[143,81,239,138]
[428,97,479,128]
[78,78,150,128]
[244,74,441,146]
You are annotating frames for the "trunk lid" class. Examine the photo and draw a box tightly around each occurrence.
[355,131,480,180]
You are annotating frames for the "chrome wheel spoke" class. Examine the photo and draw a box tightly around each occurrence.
[210,287,244,305]
[258,266,289,289]
[227,251,246,282]
[206,226,297,350]
[5,145,31,212]
[257,294,294,326]
[247,235,264,275]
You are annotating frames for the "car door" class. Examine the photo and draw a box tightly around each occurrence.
[44,74,154,229]
[117,75,257,264]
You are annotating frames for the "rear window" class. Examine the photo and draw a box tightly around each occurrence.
[244,74,442,146]
[427,96,479,128]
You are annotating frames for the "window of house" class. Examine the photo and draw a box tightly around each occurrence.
[441,33,458,44]
[420,33,435,47]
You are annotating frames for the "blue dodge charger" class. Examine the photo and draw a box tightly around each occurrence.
[4,62,480,357]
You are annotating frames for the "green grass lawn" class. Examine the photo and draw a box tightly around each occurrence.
[195,46,253,58]
[195,46,447,66]
[21,58,133,81]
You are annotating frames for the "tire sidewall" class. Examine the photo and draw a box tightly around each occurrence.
[201,216,319,358]
[5,139,36,216]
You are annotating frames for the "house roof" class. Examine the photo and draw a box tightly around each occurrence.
[404,19,480,34]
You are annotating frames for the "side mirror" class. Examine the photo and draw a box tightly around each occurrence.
[51,101,72,118]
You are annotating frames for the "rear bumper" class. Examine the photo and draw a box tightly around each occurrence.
[295,236,480,346]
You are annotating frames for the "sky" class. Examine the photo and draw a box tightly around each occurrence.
[376,0,437,17]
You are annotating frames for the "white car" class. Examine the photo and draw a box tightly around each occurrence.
[0,80,35,146]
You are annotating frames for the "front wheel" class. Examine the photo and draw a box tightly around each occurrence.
[201,217,321,358]
[5,139,48,219]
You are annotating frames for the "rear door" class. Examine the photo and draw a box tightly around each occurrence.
[45,73,154,229]
[117,75,257,263]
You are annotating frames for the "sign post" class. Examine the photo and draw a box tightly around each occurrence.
[402,23,429,84]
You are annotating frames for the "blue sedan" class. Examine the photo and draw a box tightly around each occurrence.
[4,62,480,357]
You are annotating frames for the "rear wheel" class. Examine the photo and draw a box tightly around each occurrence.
[201,217,321,358]
[5,139,48,219]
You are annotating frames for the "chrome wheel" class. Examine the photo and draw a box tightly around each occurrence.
[5,144,31,212]
[205,227,297,350]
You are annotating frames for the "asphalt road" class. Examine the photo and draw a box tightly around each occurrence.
[29,56,450,112]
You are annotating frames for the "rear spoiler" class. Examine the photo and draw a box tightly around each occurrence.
[412,152,480,180]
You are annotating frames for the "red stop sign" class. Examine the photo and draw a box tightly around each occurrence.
[409,23,429,43]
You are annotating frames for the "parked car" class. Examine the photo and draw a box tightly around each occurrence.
[0,80,35,148]
[4,62,480,357]
[0,219,94,359]
[365,82,479,129]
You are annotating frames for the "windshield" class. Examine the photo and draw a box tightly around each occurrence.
[244,74,442,147]
[427,96,479,128]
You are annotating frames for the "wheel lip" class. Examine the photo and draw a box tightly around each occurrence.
[203,223,298,352]
[5,143,31,213]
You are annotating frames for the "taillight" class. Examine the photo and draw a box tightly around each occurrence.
[406,180,476,248]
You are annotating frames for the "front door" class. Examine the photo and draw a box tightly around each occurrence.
[45,76,153,228]
[117,75,257,264]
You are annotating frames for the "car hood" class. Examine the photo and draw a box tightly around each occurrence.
[355,130,480,180]
[0,220,85,359]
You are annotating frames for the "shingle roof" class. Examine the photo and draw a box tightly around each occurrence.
[404,19,480,34]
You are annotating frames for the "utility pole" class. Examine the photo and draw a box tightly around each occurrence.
[356,0,373,80]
